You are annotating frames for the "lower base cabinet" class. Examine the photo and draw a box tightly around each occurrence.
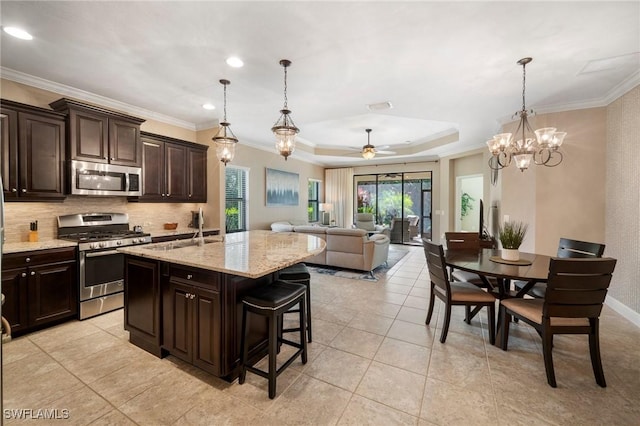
[2,247,77,336]
[163,276,221,376]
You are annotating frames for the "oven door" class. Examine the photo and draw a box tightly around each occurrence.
[79,248,125,301]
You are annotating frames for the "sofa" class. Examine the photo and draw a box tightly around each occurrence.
[278,225,390,275]
[270,219,309,232]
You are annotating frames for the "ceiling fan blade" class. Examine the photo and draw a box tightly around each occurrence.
[375,150,396,155]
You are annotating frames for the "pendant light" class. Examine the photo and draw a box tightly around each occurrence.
[487,57,566,172]
[212,79,238,166]
[362,129,376,159]
[271,59,299,160]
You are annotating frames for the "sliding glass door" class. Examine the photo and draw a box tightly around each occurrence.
[354,172,432,245]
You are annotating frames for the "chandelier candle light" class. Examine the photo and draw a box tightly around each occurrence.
[362,129,376,160]
[487,57,567,172]
[212,79,238,166]
[272,59,299,160]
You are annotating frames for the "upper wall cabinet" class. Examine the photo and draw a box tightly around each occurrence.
[50,98,145,167]
[133,132,208,203]
[1,100,66,201]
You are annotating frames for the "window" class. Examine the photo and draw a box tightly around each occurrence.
[308,179,321,222]
[225,166,249,233]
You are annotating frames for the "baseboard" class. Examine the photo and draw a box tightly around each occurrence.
[605,296,640,328]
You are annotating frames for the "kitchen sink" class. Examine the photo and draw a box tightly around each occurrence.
[144,236,224,251]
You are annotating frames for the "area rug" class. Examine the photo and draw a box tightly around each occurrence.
[307,245,410,282]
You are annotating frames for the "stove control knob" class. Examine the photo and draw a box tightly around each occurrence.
[133,238,139,244]
[116,240,123,246]
[89,243,96,249]
[99,242,107,248]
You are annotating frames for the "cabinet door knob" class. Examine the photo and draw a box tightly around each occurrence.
[185,293,191,298]
[166,193,170,197]
[191,294,196,299]
[30,271,35,276]
[25,257,31,263]
[21,189,26,193]
[110,157,114,161]
[187,274,193,280]
[104,156,108,159]
[188,194,192,198]
[21,272,26,277]
[161,194,165,197]
[11,188,17,192]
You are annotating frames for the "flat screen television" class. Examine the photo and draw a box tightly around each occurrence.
[479,199,485,239]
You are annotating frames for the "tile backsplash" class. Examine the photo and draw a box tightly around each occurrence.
[4,198,207,243]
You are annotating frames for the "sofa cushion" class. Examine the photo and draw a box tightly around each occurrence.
[271,222,294,232]
[293,225,328,235]
[326,228,367,237]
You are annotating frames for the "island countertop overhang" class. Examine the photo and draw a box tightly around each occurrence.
[117,230,326,279]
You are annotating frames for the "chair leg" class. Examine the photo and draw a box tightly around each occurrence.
[425,284,435,325]
[499,306,510,350]
[268,313,278,399]
[589,319,606,387]
[238,306,249,384]
[299,297,308,364]
[464,305,471,324]
[305,283,312,343]
[542,326,557,388]
[487,303,495,345]
[440,303,452,343]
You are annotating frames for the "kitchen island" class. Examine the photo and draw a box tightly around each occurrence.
[118,230,325,381]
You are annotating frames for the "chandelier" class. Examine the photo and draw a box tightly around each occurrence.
[487,57,566,172]
[271,59,299,160]
[212,79,238,166]
[362,129,376,159]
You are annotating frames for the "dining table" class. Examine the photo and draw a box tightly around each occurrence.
[444,248,553,298]
[444,248,553,345]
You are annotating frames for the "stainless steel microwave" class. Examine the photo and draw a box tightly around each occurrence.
[70,160,142,196]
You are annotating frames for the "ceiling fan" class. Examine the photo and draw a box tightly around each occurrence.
[346,129,396,158]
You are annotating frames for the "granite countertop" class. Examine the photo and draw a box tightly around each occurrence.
[117,230,326,279]
[3,239,78,254]
[149,227,220,239]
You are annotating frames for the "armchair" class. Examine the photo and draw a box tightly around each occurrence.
[407,215,420,239]
[353,213,390,237]
[389,217,410,243]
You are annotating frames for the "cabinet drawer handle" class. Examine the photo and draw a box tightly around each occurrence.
[191,294,196,299]
[25,257,31,263]
[11,188,17,193]
[187,274,193,280]
[185,292,191,298]
[21,189,26,193]
[21,272,26,278]
[30,271,35,276]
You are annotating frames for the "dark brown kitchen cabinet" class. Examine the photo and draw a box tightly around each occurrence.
[163,267,221,375]
[1,247,77,337]
[134,132,207,203]
[1,100,66,201]
[49,98,145,167]
[124,256,162,357]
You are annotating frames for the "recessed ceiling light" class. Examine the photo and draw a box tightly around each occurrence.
[3,26,33,40]
[226,57,244,68]
[367,101,393,111]
[202,103,215,110]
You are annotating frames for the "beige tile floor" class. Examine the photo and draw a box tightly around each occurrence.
[3,246,640,425]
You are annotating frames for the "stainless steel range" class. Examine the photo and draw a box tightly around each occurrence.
[57,213,151,320]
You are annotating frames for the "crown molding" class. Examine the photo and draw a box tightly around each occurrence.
[0,67,197,131]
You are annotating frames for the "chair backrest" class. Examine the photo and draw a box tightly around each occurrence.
[354,213,376,231]
[422,238,451,299]
[544,257,617,320]
[445,232,480,250]
[557,238,605,259]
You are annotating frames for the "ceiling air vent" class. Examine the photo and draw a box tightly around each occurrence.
[367,101,393,111]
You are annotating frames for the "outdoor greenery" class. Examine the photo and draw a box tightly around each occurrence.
[499,221,528,249]
[460,192,475,219]
[225,206,239,233]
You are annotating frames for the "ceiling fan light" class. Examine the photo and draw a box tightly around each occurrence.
[362,145,376,159]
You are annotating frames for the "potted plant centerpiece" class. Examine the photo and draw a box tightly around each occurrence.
[499,221,528,261]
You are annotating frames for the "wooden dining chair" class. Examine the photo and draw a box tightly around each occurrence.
[499,257,617,387]
[515,238,605,298]
[423,239,496,344]
[444,232,495,288]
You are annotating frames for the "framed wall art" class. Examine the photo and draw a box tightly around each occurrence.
[266,168,299,206]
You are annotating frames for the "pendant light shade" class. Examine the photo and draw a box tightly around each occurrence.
[272,59,299,160]
[212,79,238,166]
